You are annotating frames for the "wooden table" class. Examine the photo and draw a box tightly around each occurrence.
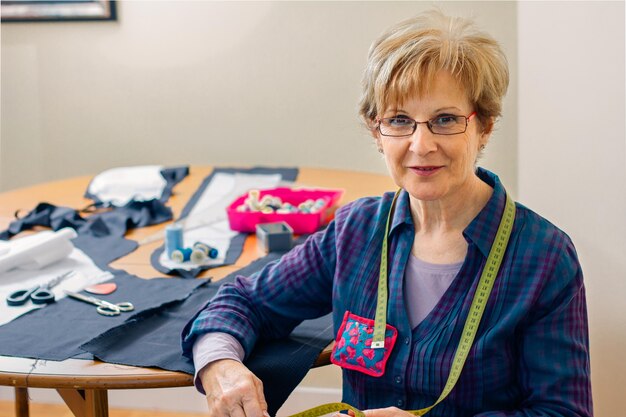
[0,166,395,417]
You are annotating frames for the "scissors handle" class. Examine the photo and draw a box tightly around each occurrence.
[94,301,133,316]
[6,271,74,307]
[30,288,55,305]
[96,304,121,316]
[6,286,39,306]
[95,301,134,316]
[114,302,134,312]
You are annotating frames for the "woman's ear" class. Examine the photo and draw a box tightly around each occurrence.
[367,118,384,152]
[482,117,495,136]
[374,134,384,154]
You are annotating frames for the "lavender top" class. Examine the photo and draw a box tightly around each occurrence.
[404,255,462,328]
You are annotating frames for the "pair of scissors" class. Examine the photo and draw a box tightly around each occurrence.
[6,271,74,306]
[64,290,134,316]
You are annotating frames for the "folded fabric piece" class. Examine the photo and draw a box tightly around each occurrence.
[151,167,298,278]
[0,228,77,274]
[0,272,207,361]
[84,166,189,207]
[0,199,174,240]
[83,236,333,416]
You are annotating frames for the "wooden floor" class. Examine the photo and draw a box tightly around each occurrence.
[0,400,208,417]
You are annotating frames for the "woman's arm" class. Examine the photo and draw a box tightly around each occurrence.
[182,214,338,358]
[180,213,342,417]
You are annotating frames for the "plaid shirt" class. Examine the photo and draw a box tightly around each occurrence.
[182,168,592,417]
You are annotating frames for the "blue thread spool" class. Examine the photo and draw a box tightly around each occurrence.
[171,247,192,263]
[193,242,218,259]
[165,224,184,258]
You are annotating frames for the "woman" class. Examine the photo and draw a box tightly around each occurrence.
[182,10,592,417]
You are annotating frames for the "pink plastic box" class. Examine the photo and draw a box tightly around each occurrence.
[227,187,344,234]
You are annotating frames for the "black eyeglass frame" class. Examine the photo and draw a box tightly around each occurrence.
[376,111,477,137]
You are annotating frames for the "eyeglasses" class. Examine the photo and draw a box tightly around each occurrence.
[376,112,477,137]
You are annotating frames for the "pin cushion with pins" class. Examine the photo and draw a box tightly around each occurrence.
[227,187,343,234]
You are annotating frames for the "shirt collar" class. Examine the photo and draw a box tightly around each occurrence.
[463,168,509,258]
[389,188,414,234]
[388,167,509,258]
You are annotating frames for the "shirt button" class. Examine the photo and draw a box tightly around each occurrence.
[394,375,402,384]
[397,399,404,407]
[404,337,410,345]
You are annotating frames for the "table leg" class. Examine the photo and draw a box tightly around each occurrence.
[57,388,109,417]
[85,389,108,417]
[15,387,29,417]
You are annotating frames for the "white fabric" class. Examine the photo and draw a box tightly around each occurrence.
[87,165,167,207]
[0,228,77,274]
[159,172,283,271]
[0,246,113,326]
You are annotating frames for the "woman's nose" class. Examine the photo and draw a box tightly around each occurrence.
[408,124,437,155]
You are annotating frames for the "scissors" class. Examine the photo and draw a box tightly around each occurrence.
[64,290,134,316]
[6,271,74,306]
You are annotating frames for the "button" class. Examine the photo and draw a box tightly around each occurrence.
[396,399,404,407]
[394,375,402,384]
[404,337,410,345]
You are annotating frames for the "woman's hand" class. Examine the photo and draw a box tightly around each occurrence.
[199,358,269,417]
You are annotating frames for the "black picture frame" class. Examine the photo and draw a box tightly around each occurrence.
[1,0,117,23]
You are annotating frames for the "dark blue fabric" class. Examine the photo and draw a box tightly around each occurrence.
[0,166,188,265]
[73,235,138,270]
[0,272,207,361]
[0,200,173,239]
[1,166,189,241]
[158,166,190,203]
[83,236,333,416]
[1,203,85,240]
[150,167,299,278]
[83,166,189,206]
[0,200,173,268]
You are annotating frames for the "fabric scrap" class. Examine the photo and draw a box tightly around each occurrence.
[0,272,207,361]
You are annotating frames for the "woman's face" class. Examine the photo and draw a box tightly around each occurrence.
[375,71,490,204]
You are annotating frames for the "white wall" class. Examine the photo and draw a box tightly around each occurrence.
[0,1,517,194]
[518,2,625,416]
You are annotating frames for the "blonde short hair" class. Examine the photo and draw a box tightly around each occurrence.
[359,9,509,132]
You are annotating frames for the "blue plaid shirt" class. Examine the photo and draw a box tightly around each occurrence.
[183,168,592,417]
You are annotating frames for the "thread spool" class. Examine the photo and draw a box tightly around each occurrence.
[165,224,184,258]
[193,242,219,259]
[170,247,192,263]
[190,249,207,265]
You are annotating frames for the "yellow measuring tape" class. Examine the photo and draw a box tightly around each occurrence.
[288,191,516,417]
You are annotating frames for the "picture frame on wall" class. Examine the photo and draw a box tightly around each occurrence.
[1,0,116,22]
